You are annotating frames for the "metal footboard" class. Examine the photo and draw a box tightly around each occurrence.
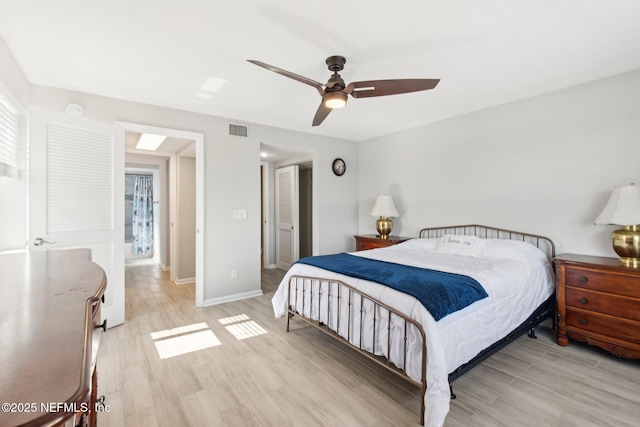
[285,275,428,425]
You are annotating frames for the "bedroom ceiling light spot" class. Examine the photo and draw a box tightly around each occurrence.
[201,76,227,93]
[136,133,167,151]
[323,91,348,109]
[150,322,221,359]
[195,76,227,100]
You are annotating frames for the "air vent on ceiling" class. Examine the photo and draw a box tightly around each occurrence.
[229,123,249,138]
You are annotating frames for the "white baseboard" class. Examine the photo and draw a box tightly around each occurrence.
[174,277,195,285]
[159,263,171,271]
[265,264,277,269]
[203,289,263,307]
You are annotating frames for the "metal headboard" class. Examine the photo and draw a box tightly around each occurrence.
[418,224,555,259]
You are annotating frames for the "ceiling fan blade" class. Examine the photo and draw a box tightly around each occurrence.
[312,102,332,126]
[247,60,325,96]
[346,79,440,98]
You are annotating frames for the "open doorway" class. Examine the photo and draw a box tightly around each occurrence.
[260,143,314,274]
[119,122,205,307]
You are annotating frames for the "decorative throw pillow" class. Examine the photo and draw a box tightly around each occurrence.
[434,234,487,257]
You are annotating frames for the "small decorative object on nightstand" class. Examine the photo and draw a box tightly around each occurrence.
[370,194,399,239]
[355,234,411,251]
[554,253,640,359]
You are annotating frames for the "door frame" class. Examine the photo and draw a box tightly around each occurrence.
[263,152,317,269]
[116,122,205,307]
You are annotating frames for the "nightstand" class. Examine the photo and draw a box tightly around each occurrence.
[354,234,412,251]
[554,254,640,359]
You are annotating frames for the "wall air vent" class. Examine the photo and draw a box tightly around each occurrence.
[229,123,249,138]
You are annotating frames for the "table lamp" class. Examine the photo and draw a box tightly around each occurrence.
[370,195,399,239]
[594,183,640,267]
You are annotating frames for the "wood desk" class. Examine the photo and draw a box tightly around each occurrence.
[0,249,107,426]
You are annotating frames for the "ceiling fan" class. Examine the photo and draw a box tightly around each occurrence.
[247,55,440,126]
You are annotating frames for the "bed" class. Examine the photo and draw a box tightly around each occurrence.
[271,224,556,427]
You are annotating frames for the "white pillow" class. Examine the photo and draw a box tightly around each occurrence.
[434,234,487,257]
[481,239,549,266]
[394,238,439,252]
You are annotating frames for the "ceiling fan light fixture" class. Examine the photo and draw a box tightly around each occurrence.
[324,92,348,109]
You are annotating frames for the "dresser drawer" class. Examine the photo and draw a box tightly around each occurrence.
[357,240,390,251]
[566,308,640,344]
[566,287,640,321]
[354,235,411,251]
[566,268,640,298]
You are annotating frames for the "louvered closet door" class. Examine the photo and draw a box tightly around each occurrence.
[275,165,299,270]
[28,107,125,328]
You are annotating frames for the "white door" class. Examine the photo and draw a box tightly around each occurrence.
[275,165,299,270]
[29,106,125,328]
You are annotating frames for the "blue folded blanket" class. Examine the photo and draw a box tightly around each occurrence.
[296,253,488,321]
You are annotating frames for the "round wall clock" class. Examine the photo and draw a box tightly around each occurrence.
[332,158,346,176]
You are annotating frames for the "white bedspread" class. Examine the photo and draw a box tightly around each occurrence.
[271,238,555,427]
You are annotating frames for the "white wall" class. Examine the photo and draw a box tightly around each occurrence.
[358,69,640,257]
[177,156,196,281]
[26,84,358,304]
[0,37,29,105]
[0,37,30,252]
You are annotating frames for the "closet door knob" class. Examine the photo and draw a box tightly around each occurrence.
[34,237,56,246]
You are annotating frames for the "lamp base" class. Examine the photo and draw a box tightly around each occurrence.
[611,225,640,268]
[376,217,393,239]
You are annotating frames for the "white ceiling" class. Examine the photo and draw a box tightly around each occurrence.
[1,1,640,142]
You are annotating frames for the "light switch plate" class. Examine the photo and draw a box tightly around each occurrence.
[233,209,247,220]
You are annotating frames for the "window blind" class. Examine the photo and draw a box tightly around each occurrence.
[0,92,25,179]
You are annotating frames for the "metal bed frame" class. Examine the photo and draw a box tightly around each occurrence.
[284,224,555,425]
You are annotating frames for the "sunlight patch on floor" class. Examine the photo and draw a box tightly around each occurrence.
[219,314,268,340]
[225,320,268,340]
[151,322,221,359]
[218,314,250,325]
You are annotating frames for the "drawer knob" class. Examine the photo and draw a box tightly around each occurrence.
[579,297,587,304]
[579,318,587,325]
[97,319,108,331]
[579,276,588,282]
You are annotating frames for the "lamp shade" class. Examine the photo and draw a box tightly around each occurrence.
[370,195,399,218]
[594,184,640,225]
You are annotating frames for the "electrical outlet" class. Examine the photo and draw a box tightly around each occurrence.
[231,269,238,279]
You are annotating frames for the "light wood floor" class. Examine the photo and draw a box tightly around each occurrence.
[97,264,640,426]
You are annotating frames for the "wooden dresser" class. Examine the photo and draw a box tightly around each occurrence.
[0,249,107,427]
[554,253,640,359]
[354,234,412,251]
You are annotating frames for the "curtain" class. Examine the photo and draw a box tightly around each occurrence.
[132,175,153,254]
